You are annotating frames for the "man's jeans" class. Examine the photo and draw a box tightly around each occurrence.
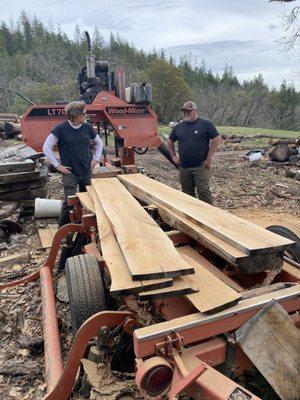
[58,172,92,227]
[179,165,213,205]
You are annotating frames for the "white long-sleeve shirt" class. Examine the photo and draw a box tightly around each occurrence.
[43,123,103,169]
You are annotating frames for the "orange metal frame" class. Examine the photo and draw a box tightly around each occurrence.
[20,90,162,162]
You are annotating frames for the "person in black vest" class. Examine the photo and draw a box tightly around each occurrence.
[167,101,221,204]
[43,101,103,226]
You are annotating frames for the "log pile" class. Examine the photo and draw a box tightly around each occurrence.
[0,144,48,205]
[0,113,21,140]
[74,175,295,314]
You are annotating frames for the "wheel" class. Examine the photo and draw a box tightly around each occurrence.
[266,224,300,263]
[65,254,107,335]
[134,147,148,155]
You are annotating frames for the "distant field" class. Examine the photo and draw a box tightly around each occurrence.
[217,126,300,138]
[158,125,300,138]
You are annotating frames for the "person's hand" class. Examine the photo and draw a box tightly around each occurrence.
[202,156,212,169]
[172,155,181,166]
[91,159,98,171]
[56,165,72,174]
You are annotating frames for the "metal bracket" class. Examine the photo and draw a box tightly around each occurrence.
[169,349,207,400]
[155,331,184,359]
[82,213,97,228]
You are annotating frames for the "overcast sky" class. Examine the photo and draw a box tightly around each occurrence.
[1,0,299,88]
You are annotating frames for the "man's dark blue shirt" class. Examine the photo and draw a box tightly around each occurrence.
[169,118,219,168]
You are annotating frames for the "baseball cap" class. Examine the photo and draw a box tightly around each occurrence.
[181,101,197,111]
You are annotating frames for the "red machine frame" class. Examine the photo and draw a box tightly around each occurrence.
[1,198,300,400]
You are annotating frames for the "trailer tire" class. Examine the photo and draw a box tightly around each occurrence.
[65,254,107,335]
[266,225,300,263]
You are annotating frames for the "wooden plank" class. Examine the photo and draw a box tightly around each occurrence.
[282,260,300,280]
[122,184,247,264]
[0,170,40,184]
[0,160,35,174]
[86,185,93,197]
[178,246,244,293]
[93,165,122,178]
[0,253,31,268]
[38,225,58,248]
[177,246,242,312]
[92,178,194,281]
[0,179,44,194]
[90,187,173,295]
[236,302,300,400]
[118,174,293,255]
[76,191,95,214]
[139,277,198,300]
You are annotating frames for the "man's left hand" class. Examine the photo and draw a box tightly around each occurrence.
[91,159,98,171]
[202,156,212,169]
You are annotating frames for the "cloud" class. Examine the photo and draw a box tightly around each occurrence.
[267,23,279,31]
[0,0,298,88]
[166,39,298,88]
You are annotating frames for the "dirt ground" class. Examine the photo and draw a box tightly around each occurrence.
[0,141,299,400]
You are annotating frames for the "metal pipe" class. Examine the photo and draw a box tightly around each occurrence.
[40,266,63,392]
[15,91,35,105]
[85,31,95,79]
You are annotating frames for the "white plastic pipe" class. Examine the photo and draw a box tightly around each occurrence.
[34,198,62,219]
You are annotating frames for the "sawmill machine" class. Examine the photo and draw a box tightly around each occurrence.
[19,31,176,168]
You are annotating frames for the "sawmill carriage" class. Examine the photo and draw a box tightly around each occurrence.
[3,31,300,400]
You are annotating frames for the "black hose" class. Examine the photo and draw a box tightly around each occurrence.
[157,142,179,169]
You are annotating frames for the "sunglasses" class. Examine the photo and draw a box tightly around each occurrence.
[182,109,194,114]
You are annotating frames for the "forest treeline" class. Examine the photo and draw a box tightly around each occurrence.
[0,12,299,129]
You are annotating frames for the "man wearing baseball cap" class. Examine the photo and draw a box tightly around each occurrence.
[167,101,221,204]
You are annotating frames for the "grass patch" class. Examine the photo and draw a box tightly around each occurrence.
[158,125,300,139]
[217,126,300,138]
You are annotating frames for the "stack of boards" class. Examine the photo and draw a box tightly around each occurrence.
[0,160,47,202]
[118,174,294,270]
[76,174,293,314]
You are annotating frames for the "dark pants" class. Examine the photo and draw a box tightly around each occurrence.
[179,165,213,205]
[58,172,92,227]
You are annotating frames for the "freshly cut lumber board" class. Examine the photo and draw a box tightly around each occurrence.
[120,184,247,264]
[178,246,242,312]
[118,174,293,255]
[139,277,198,300]
[91,187,172,295]
[38,225,58,248]
[92,178,194,280]
[76,191,95,214]
[282,260,300,280]
[178,246,244,293]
